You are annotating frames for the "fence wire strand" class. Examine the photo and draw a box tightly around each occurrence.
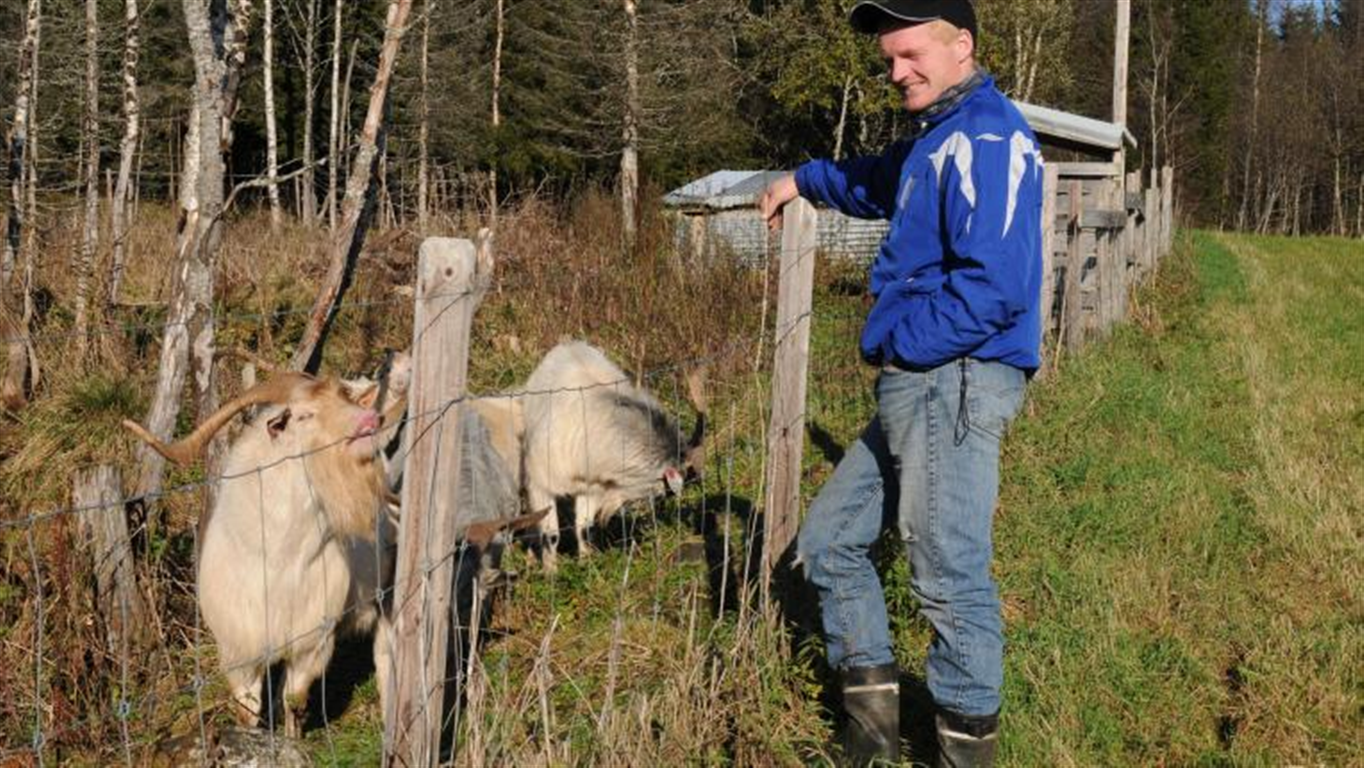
[0,213,847,765]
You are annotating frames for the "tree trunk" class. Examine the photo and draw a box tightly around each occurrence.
[832,75,850,162]
[25,4,40,260]
[264,0,282,230]
[1333,148,1345,237]
[1238,2,1265,232]
[489,0,503,228]
[416,0,430,229]
[74,0,101,357]
[4,0,40,290]
[2,0,38,409]
[620,0,639,247]
[109,0,141,307]
[1356,171,1363,238]
[301,0,318,225]
[327,0,342,229]
[289,0,414,374]
[134,0,255,502]
[1024,29,1042,103]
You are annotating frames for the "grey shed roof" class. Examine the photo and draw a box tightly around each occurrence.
[663,170,791,211]
[1015,101,1126,151]
[664,106,1125,210]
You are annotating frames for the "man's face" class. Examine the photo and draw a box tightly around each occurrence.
[878,21,973,113]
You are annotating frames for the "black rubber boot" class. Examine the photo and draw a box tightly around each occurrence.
[934,709,998,768]
[841,663,900,767]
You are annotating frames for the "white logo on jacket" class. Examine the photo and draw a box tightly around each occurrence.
[922,129,1044,239]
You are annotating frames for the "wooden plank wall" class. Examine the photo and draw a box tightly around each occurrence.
[1042,164,1174,367]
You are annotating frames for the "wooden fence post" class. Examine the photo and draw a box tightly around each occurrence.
[1161,166,1174,257]
[1105,177,1125,331]
[1124,170,1141,278]
[384,235,492,768]
[762,198,816,607]
[1039,164,1060,354]
[74,465,146,663]
[1144,181,1159,275]
[1062,180,1086,351]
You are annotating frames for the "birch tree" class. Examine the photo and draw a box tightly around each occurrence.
[975,0,1076,104]
[134,0,256,501]
[264,0,282,229]
[328,0,342,228]
[295,0,320,224]
[620,0,639,246]
[416,0,431,228]
[290,0,415,373]
[108,0,141,306]
[2,0,41,409]
[489,0,503,226]
[73,0,100,355]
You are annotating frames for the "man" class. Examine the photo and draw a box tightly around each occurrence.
[758,1,1042,766]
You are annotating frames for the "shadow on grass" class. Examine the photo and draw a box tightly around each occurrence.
[807,420,847,466]
[304,635,375,733]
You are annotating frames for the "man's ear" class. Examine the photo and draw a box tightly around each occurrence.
[957,28,974,63]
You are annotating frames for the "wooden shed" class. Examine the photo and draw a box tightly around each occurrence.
[662,170,890,265]
[662,99,1172,353]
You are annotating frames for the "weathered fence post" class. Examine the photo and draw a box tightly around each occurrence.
[762,198,816,607]
[74,465,146,663]
[1161,166,1174,257]
[1124,170,1141,280]
[1062,180,1086,351]
[1102,178,1123,333]
[1038,164,1060,376]
[385,234,492,768]
[1144,179,1159,275]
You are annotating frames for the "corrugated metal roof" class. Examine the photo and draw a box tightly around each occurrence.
[1014,101,1124,151]
[663,106,1123,213]
[662,170,790,211]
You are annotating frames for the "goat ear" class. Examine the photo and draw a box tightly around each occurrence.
[664,466,684,495]
[353,383,380,409]
[267,408,292,439]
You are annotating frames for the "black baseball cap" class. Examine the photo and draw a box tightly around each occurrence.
[848,0,977,39]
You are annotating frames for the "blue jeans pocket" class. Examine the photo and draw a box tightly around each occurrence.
[964,361,1025,441]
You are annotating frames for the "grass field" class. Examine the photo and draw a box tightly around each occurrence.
[2,213,1361,765]
[417,229,1363,766]
[988,231,1364,766]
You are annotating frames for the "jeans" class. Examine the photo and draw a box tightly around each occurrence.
[797,358,1026,717]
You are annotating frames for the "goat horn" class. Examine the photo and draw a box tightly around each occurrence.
[122,373,318,467]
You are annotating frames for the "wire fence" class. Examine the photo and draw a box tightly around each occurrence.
[0,218,839,766]
[0,162,1176,764]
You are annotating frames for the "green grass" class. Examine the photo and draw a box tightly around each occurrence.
[987,231,1364,766]
[5,210,1361,765]
[446,228,1362,765]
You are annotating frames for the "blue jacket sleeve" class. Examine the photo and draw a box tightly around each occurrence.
[794,142,909,220]
[888,133,1042,367]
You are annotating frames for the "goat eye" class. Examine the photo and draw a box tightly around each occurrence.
[267,408,292,438]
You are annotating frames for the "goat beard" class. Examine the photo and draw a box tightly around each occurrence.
[304,447,387,541]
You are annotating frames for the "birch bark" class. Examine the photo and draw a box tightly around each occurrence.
[290,0,414,373]
[109,0,142,306]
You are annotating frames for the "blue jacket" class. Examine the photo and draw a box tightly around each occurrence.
[795,74,1044,372]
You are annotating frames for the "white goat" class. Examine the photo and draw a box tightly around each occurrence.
[520,341,705,571]
[124,372,403,737]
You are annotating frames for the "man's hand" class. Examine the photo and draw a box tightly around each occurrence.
[758,174,800,232]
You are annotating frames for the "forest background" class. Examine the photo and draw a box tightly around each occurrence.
[1,0,1363,764]
[2,0,1362,241]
